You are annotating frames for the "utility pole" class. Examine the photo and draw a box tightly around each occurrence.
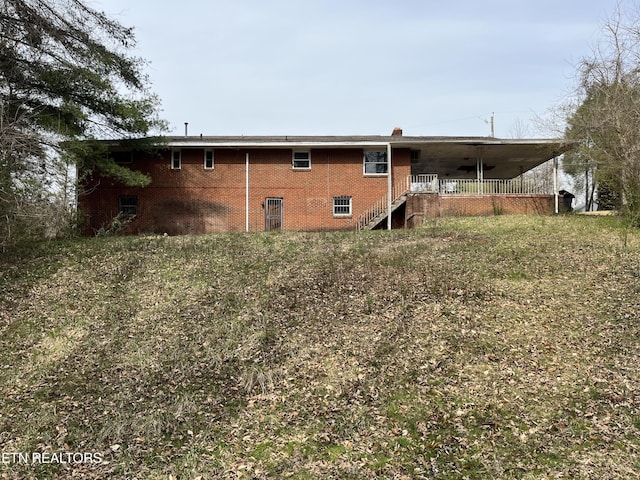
[485,112,495,137]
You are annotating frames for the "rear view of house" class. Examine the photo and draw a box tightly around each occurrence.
[78,129,570,235]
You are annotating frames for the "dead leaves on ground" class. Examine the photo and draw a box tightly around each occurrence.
[0,217,639,478]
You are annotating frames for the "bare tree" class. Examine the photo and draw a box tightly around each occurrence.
[564,2,640,218]
[507,118,532,139]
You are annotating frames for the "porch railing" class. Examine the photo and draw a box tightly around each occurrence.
[436,178,553,195]
[356,174,553,230]
[408,175,551,195]
[409,174,439,193]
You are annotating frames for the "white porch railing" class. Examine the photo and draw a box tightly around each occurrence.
[356,174,553,230]
[436,178,553,195]
[410,174,439,193]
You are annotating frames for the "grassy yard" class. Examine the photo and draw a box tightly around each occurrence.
[0,215,639,479]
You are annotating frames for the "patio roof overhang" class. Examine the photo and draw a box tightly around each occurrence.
[402,138,573,179]
[158,135,573,180]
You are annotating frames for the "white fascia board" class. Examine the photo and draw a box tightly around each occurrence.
[163,137,569,150]
[164,140,392,149]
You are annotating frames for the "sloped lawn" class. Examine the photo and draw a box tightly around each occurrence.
[0,215,639,479]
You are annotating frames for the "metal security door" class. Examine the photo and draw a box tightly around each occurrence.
[265,198,283,231]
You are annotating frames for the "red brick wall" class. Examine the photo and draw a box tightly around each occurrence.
[79,147,411,234]
[405,193,554,227]
[440,195,554,216]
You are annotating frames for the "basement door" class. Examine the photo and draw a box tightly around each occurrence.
[265,198,283,231]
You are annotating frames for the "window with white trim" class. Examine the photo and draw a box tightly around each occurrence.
[171,150,181,170]
[204,150,214,169]
[363,150,388,175]
[119,196,138,216]
[292,151,311,169]
[333,196,352,216]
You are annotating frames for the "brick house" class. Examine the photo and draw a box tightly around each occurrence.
[78,129,570,235]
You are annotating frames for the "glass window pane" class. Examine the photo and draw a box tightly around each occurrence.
[363,151,388,174]
[293,151,310,168]
[205,151,214,168]
[171,150,181,169]
[119,196,137,215]
[333,196,352,215]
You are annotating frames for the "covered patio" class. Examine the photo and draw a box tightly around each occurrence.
[357,137,573,230]
[405,137,566,180]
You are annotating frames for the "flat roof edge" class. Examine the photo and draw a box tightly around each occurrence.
[160,136,571,149]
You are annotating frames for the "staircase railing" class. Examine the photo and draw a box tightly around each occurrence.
[356,175,406,231]
[356,174,439,231]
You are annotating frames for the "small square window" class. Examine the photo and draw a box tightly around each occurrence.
[292,151,311,169]
[204,150,214,169]
[119,196,138,216]
[363,150,388,175]
[171,150,181,170]
[333,196,352,216]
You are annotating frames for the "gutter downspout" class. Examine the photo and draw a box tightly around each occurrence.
[387,143,392,230]
[245,152,249,232]
[553,156,559,214]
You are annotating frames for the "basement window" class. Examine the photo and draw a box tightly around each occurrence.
[171,150,181,170]
[204,150,214,169]
[119,196,138,216]
[333,196,352,216]
[363,150,388,175]
[292,151,311,169]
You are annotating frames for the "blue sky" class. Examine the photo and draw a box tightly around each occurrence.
[100,0,621,137]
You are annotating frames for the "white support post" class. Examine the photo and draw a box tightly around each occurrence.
[387,143,392,230]
[553,156,559,214]
[476,148,484,194]
[476,155,481,194]
[245,152,250,232]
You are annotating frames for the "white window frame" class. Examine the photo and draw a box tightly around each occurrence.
[363,150,388,176]
[171,150,181,170]
[333,196,352,217]
[204,150,214,170]
[292,151,311,169]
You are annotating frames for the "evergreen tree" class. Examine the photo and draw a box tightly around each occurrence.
[0,0,166,246]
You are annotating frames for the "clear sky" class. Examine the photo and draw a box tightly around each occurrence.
[99,0,621,138]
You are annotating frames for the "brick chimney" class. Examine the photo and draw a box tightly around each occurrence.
[391,127,403,137]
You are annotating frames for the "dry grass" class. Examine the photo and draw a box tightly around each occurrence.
[0,215,639,479]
